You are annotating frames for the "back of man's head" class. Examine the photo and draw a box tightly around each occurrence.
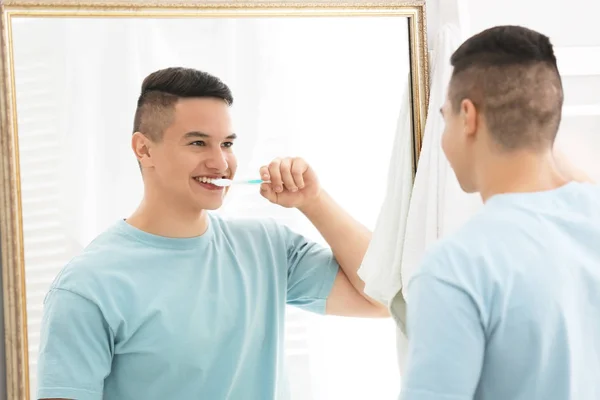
[449,25,563,151]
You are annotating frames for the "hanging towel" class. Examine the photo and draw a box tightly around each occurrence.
[356,81,414,306]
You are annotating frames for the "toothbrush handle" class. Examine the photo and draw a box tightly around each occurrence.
[233,179,270,184]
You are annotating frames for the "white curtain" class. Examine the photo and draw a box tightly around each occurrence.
[13,16,412,399]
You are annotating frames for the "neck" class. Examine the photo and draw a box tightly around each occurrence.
[478,149,570,202]
[126,188,209,238]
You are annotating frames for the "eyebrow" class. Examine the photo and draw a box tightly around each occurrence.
[184,131,237,140]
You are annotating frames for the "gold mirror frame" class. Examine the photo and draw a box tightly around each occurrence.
[0,1,428,398]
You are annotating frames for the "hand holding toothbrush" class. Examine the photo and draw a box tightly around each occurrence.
[257,157,321,209]
[211,157,321,209]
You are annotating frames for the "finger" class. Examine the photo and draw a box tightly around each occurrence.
[280,158,297,192]
[260,182,277,202]
[259,165,270,182]
[290,157,307,189]
[268,158,283,193]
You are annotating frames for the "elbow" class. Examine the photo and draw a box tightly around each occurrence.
[367,299,391,318]
[375,305,391,318]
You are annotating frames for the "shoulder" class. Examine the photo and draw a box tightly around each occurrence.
[575,182,600,210]
[209,213,316,258]
[406,211,518,330]
[410,208,520,299]
[422,209,513,268]
[210,212,280,231]
[209,212,295,244]
[50,224,135,301]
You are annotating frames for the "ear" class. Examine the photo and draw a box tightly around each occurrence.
[460,99,479,138]
[132,132,154,168]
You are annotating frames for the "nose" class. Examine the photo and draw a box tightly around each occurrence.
[205,147,228,172]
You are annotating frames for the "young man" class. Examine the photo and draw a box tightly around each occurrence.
[37,67,388,400]
[401,26,600,400]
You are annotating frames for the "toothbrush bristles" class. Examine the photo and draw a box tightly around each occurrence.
[212,178,232,187]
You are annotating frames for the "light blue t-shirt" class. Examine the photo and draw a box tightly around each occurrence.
[37,213,339,400]
[401,182,600,400]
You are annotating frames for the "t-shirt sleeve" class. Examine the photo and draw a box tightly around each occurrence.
[400,250,485,400]
[37,288,114,400]
[283,225,339,314]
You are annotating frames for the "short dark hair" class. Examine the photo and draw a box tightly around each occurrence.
[449,25,563,151]
[133,67,233,141]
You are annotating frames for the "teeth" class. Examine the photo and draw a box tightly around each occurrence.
[195,177,219,184]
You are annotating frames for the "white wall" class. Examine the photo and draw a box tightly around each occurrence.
[428,0,600,46]
[466,0,600,47]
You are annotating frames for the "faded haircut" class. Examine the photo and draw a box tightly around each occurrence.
[133,67,233,141]
[449,25,564,151]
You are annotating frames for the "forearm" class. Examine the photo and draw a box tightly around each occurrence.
[298,190,378,304]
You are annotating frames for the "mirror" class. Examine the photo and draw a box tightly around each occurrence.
[0,1,428,399]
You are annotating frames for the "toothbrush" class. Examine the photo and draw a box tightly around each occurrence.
[211,178,270,187]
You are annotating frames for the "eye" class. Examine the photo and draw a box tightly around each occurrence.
[222,141,234,148]
[190,141,206,146]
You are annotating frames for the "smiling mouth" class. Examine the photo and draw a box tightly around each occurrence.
[192,176,229,191]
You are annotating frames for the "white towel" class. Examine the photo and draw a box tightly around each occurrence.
[356,81,414,305]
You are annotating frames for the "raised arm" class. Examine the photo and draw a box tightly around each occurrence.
[298,190,389,317]
[259,156,389,318]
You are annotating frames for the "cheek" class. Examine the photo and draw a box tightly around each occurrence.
[441,119,464,162]
[441,127,454,162]
[226,153,237,171]
[150,148,169,171]
[158,148,194,175]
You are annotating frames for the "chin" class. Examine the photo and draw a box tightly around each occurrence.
[189,188,228,212]
[458,180,478,194]
[460,187,478,194]
[201,202,224,211]
[184,198,223,213]
[453,173,476,194]
[190,197,224,211]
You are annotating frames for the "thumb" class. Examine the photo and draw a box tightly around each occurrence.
[260,182,278,203]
